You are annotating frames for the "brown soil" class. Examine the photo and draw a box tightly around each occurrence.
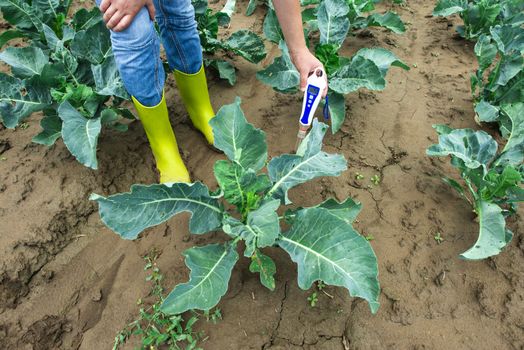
[1,0,523,349]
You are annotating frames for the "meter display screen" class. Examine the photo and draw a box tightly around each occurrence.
[307,85,320,95]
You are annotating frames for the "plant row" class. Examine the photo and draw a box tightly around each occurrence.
[428,0,523,259]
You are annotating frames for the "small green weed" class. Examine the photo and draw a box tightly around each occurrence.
[203,308,222,324]
[434,232,444,244]
[317,281,326,290]
[355,172,364,180]
[370,175,381,185]
[307,281,335,307]
[308,292,318,307]
[113,250,203,350]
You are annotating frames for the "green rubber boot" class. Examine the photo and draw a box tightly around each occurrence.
[174,65,215,145]
[132,94,190,183]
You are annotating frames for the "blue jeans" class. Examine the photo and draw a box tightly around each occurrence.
[96,0,203,106]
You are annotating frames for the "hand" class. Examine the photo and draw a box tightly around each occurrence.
[289,48,328,97]
[99,0,155,32]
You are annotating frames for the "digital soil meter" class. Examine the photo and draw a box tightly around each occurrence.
[295,67,328,151]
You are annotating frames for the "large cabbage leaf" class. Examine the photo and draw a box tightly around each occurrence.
[223,30,266,64]
[267,120,347,204]
[460,201,510,260]
[329,56,385,94]
[279,207,380,314]
[32,112,62,146]
[427,128,498,172]
[263,8,283,44]
[91,56,129,99]
[366,12,405,34]
[316,197,362,224]
[256,41,300,93]
[0,46,48,78]
[0,0,43,30]
[324,90,344,133]
[57,101,101,169]
[161,243,239,314]
[501,103,524,153]
[0,72,51,128]
[317,0,349,47]
[354,48,410,75]
[433,0,467,16]
[90,182,223,239]
[70,21,112,64]
[210,97,267,172]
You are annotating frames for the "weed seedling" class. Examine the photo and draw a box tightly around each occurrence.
[365,234,375,241]
[434,232,444,244]
[113,250,203,350]
[371,175,381,185]
[203,308,222,324]
[316,280,334,299]
[355,172,364,180]
[308,292,318,307]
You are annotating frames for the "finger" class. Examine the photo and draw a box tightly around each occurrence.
[310,65,328,97]
[100,0,111,12]
[106,10,124,30]
[103,4,118,24]
[321,70,328,97]
[146,0,156,20]
[113,14,133,32]
[299,69,308,91]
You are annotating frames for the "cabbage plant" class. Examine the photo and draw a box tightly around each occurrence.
[0,3,132,169]
[432,0,524,40]
[193,0,266,85]
[472,25,524,136]
[427,116,523,260]
[91,98,380,315]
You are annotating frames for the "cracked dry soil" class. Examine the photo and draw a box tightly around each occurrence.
[1,0,523,349]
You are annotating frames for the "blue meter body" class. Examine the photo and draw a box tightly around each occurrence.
[300,85,321,125]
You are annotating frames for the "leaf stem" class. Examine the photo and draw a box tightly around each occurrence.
[464,176,479,204]
[64,0,73,17]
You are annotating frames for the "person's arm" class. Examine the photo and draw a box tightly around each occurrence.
[272,0,327,96]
